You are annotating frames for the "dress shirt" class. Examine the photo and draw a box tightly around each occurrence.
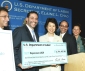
[26,24,37,42]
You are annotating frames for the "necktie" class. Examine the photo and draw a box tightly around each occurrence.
[32,30,36,42]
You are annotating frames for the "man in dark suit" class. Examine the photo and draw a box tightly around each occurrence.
[13,11,39,71]
[58,20,77,71]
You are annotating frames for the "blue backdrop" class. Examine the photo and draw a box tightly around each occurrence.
[0,0,72,36]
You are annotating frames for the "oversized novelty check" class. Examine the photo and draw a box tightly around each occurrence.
[21,42,68,68]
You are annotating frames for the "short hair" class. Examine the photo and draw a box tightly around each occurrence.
[0,7,8,13]
[59,20,69,27]
[44,18,58,32]
[27,11,38,18]
[72,23,81,30]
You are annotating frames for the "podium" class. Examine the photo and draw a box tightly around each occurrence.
[64,53,85,71]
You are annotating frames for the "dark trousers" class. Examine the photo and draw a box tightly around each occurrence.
[61,64,64,71]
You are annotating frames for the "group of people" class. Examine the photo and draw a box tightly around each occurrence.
[0,6,85,71]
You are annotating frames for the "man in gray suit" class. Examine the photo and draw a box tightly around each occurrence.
[13,11,39,71]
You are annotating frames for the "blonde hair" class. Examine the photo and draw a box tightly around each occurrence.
[23,18,27,24]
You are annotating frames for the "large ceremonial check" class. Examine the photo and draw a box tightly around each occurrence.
[0,30,16,71]
[21,41,68,68]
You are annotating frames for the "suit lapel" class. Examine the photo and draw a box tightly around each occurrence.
[23,25,39,42]
[34,31,39,42]
[63,32,68,42]
[44,34,49,42]
[53,34,60,42]
[23,25,34,41]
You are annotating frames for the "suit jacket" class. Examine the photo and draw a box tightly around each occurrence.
[62,32,77,55]
[61,32,77,71]
[39,33,62,71]
[13,25,39,71]
[39,33,62,42]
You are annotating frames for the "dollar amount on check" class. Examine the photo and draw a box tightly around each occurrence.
[21,42,68,68]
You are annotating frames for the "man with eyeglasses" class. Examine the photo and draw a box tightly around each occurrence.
[58,20,77,71]
[0,7,9,30]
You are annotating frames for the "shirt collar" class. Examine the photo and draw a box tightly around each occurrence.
[60,33,66,38]
[26,24,34,32]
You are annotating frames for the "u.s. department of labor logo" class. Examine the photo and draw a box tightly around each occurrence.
[1,0,12,11]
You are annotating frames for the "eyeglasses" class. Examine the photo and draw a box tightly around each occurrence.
[0,15,9,18]
[60,25,68,28]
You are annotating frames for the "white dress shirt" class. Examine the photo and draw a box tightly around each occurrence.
[26,24,37,42]
[60,33,65,38]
